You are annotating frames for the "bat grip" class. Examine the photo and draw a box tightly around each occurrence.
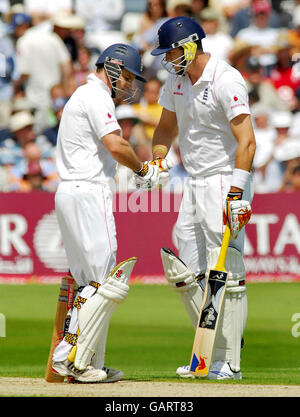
[214,223,231,272]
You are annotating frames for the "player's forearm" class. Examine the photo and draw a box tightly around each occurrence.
[152,126,176,158]
[230,114,256,192]
[109,138,142,172]
[230,143,255,193]
[234,139,256,173]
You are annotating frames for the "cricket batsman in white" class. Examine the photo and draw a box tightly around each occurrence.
[146,16,256,380]
[52,44,163,383]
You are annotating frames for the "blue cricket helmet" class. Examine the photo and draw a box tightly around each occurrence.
[151,16,206,56]
[96,43,146,82]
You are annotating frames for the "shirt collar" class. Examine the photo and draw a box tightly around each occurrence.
[194,55,218,85]
[87,73,112,95]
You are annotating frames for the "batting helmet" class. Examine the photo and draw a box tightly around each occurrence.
[96,43,146,83]
[151,16,206,56]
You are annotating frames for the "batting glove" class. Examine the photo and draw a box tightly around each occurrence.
[150,157,173,186]
[223,191,252,239]
[134,162,160,190]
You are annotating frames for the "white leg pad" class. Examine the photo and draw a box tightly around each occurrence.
[161,248,203,329]
[91,320,109,369]
[208,247,247,372]
[73,258,136,370]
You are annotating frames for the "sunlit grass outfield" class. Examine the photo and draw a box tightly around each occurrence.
[0,283,299,385]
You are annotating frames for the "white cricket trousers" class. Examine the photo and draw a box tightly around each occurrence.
[55,180,117,287]
[53,180,117,364]
[176,171,254,275]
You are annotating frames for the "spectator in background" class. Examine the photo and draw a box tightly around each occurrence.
[7,110,35,150]
[220,0,250,23]
[0,15,20,141]
[75,0,124,32]
[235,1,279,57]
[133,1,194,80]
[2,110,55,168]
[75,0,126,52]
[14,12,72,132]
[228,38,253,73]
[9,141,58,192]
[66,15,87,63]
[190,0,208,18]
[68,46,92,92]
[273,139,300,191]
[244,56,289,110]
[286,164,300,191]
[290,87,300,138]
[41,84,69,147]
[230,0,281,38]
[132,78,163,145]
[251,102,282,193]
[288,5,300,56]
[271,110,293,146]
[9,11,32,41]
[269,31,300,111]
[21,160,48,191]
[23,0,72,26]
[200,7,233,61]
[0,152,16,191]
[269,110,299,186]
[138,0,167,36]
[166,0,193,17]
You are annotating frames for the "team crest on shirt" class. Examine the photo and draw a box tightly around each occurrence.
[200,87,209,104]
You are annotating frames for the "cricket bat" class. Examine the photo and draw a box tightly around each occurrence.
[45,274,77,382]
[189,223,231,377]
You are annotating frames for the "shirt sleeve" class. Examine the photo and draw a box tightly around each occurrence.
[158,75,176,112]
[85,93,121,140]
[215,69,250,121]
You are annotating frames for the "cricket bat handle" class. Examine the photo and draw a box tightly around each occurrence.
[214,223,231,272]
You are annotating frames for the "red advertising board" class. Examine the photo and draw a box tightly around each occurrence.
[0,191,299,283]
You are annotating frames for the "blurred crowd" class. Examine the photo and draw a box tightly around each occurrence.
[0,0,300,194]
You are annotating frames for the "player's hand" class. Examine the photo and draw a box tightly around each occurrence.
[150,157,173,186]
[134,162,160,190]
[223,191,252,239]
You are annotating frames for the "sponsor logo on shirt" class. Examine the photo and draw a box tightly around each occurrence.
[173,83,183,96]
[105,113,117,125]
[231,95,246,109]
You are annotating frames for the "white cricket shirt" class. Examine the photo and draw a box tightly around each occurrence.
[56,73,121,182]
[159,56,250,177]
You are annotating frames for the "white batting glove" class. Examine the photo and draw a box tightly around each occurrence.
[134,162,160,190]
[224,192,252,239]
[150,157,174,186]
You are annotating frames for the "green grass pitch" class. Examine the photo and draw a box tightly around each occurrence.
[0,282,299,385]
